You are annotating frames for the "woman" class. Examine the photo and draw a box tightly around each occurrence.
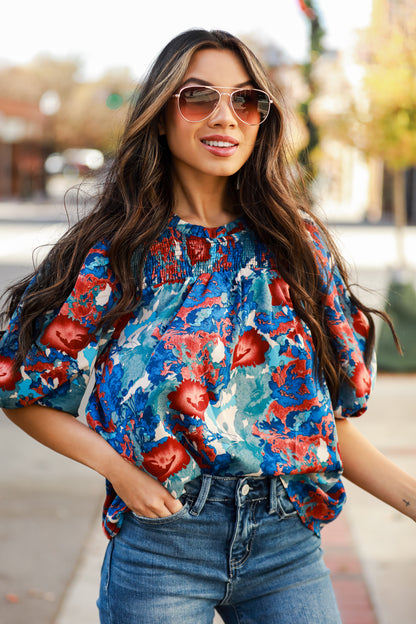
[0,29,415,624]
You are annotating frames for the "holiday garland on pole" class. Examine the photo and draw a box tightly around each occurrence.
[297,0,325,183]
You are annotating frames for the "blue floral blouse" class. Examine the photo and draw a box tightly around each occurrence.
[0,215,375,537]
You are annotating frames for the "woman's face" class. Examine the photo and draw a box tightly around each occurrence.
[161,48,260,185]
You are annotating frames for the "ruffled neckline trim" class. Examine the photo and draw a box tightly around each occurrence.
[169,214,246,239]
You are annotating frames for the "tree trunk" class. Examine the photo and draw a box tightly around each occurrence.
[392,169,407,269]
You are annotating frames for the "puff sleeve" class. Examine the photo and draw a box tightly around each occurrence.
[304,219,376,418]
[0,241,122,415]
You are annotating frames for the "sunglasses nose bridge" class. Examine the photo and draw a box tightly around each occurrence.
[211,91,237,120]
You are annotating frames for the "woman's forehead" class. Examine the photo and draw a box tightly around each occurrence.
[183,48,252,87]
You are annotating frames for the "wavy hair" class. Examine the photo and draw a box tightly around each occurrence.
[1,28,398,401]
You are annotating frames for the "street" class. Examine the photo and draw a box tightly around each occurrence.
[0,201,104,624]
[0,200,415,624]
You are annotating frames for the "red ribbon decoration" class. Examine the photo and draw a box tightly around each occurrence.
[298,0,316,20]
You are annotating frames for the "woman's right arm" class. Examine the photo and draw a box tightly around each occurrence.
[3,405,183,518]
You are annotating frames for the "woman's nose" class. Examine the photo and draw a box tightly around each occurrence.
[209,93,237,125]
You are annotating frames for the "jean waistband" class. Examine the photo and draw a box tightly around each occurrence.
[182,475,285,517]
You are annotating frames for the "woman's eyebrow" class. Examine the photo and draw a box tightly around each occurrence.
[181,77,254,88]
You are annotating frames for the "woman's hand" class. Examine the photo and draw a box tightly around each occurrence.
[3,405,183,518]
[106,457,183,518]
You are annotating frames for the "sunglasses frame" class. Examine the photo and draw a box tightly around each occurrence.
[172,85,273,126]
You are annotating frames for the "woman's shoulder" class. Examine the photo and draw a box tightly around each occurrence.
[82,238,112,263]
[299,210,323,239]
[299,210,333,263]
[78,239,115,277]
[69,239,122,307]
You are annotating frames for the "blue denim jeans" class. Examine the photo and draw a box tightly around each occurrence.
[98,475,341,624]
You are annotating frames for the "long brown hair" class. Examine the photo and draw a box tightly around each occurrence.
[1,28,398,401]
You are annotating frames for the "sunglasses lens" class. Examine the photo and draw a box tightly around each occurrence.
[177,86,271,125]
[231,90,270,125]
[178,87,219,121]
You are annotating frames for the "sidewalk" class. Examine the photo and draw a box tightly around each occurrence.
[52,375,416,624]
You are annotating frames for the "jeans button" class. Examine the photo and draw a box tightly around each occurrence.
[241,483,250,496]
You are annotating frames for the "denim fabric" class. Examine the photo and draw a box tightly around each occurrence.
[98,475,341,624]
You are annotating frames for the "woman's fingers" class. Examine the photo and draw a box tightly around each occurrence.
[109,457,184,518]
[163,494,184,515]
[143,491,183,518]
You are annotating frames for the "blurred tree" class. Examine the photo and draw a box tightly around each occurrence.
[352,13,416,236]
[0,56,80,103]
[0,58,134,154]
[297,0,326,182]
[353,11,416,371]
[54,68,134,153]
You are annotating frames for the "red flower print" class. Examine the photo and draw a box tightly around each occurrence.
[231,328,269,369]
[30,359,71,387]
[0,356,21,391]
[186,236,211,265]
[168,380,212,418]
[269,276,290,307]
[40,315,92,358]
[76,275,101,297]
[352,310,369,338]
[141,437,190,482]
[350,360,372,398]
[60,277,112,324]
[305,488,337,521]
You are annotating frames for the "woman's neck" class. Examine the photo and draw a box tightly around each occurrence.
[172,171,239,228]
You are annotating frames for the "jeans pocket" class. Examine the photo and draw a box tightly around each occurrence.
[130,500,191,525]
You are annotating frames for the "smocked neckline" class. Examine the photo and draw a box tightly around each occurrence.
[169,214,245,238]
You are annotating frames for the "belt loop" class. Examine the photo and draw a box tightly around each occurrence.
[189,474,212,517]
[269,477,278,514]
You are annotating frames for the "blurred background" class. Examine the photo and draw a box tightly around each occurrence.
[1,2,416,623]
[1,0,416,222]
[2,0,415,369]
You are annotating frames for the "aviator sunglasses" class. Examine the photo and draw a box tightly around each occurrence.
[173,85,273,126]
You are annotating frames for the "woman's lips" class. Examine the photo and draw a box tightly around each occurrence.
[200,135,239,157]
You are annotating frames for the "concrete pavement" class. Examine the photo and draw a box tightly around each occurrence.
[1,200,415,623]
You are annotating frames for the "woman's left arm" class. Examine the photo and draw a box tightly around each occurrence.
[336,418,416,522]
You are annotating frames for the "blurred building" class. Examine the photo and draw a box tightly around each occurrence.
[0,98,47,199]
[370,0,416,225]
[259,27,377,223]
[309,49,376,223]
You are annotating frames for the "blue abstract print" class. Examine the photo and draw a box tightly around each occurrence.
[0,215,375,537]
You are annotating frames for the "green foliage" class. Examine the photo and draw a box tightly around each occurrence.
[357,17,416,170]
[377,280,416,371]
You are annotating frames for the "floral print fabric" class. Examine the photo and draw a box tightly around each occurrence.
[0,215,375,537]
